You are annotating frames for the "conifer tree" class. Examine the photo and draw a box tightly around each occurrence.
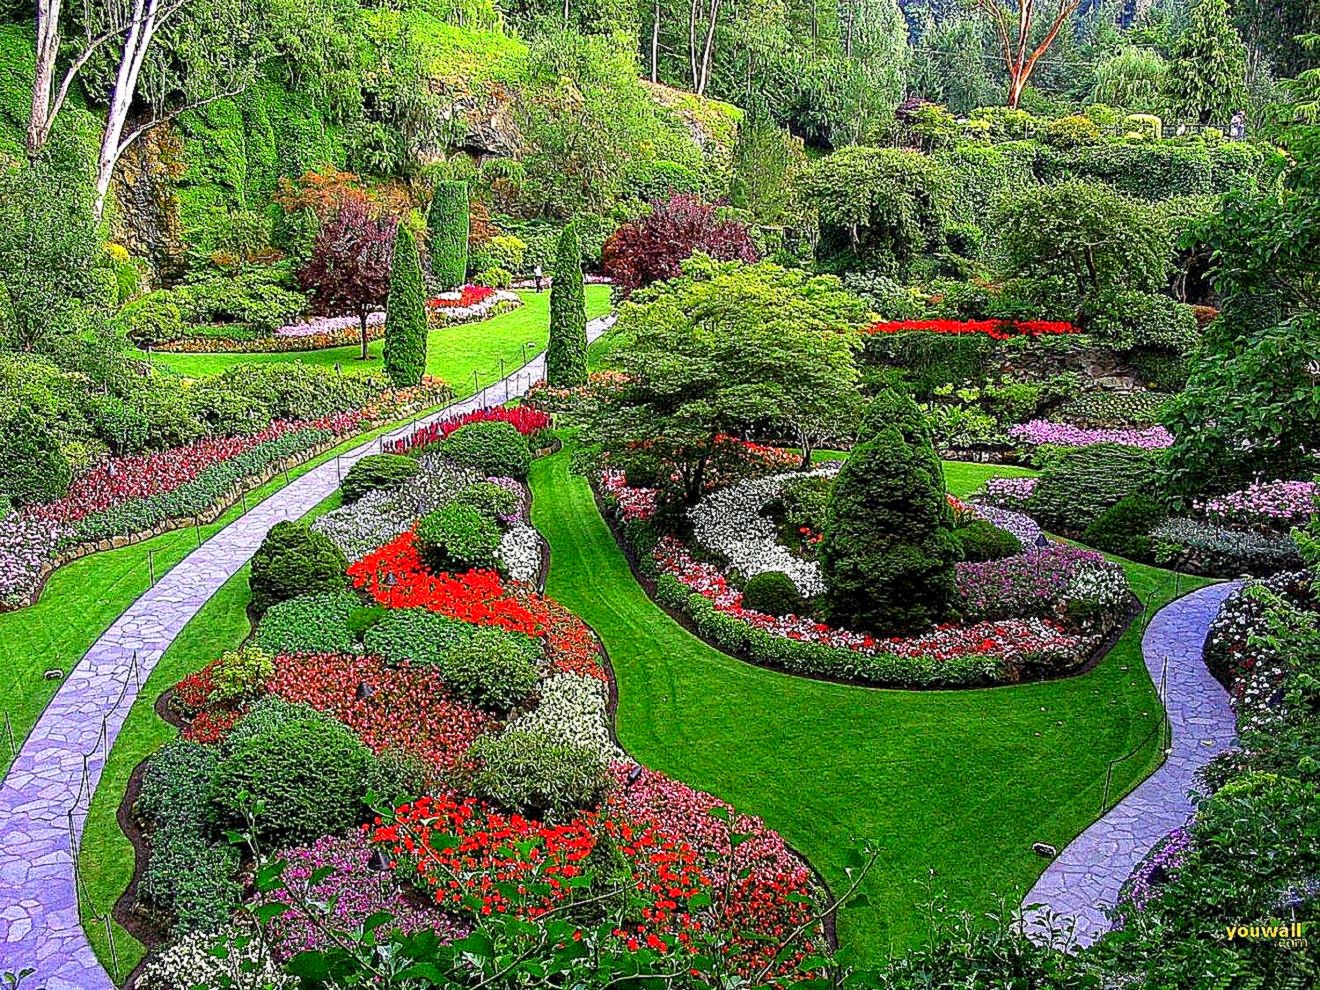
[427,181,469,290]
[1167,0,1248,125]
[546,223,588,387]
[383,225,428,387]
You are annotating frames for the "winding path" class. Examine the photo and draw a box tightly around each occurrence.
[1022,580,1240,946]
[0,318,613,990]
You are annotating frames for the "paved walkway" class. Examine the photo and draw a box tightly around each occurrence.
[1022,580,1240,946]
[0,318,613,990]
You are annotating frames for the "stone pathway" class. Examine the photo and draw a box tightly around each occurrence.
[0,318,613,990]
[1022,580,1240,946]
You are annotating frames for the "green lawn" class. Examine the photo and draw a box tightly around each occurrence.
[530,446,1208,963]
[140,286,612,383]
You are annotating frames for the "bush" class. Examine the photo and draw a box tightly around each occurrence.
[255,591,361,655]
[452,480,522,521]
[862,331,994,399]
[207,645,275,707]
[0,406,72,505]
[1042,115,1102,149]
[428,181,469,290]
[1151,518,1304,576]
[1082,495,1168,560]
[383,224,428,387]
[341,454,419,503]
[362,607,475,667]
[1027,444,1159,534]
[208,698,373,847]
[741,571,806,617]
[442,421,532,478]
[475,266,512,288]
[820,390,961,635]
[1086,290,1200,353]
[115,291,186,346]
[249,521,349,614]
[437,626,541,712]
[463,730,609,820]
[414,503,502,572]
[953,520,1023,562]
[547,223,588,387]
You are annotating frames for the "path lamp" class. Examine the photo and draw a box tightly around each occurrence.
[626,764,643,789]
[355,681,376,702]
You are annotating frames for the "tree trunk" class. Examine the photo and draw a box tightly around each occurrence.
[93,0,159,219]
[29,1,61,154]
[360,311,370,360]
[650,0,660,84]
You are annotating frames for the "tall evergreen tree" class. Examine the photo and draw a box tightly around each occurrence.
[819,389,960,636]
[383,225,428,387]
[427,181,470,290]
[1167,0,1248,125]
[546,223,588,387]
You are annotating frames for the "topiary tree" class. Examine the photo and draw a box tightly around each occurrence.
[442,421,533,478]
[428,181,470,291]
[819,390,960,636]
[740,572,806,617]
[248,521,349,615]
[383,224,428,387]
[547,223,588,387]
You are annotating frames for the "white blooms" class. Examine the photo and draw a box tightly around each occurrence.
[496,524,543,583]
[505,674,622,762]
[136,928,294,989]
[688,469,836,598]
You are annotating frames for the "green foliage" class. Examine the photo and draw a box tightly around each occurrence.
[435,626,541,712]
[1090,47,1170,113]
[1028,444,1160,533]
[255,591,361,655]
[1167,0,1248,124]
[341,454,419,503]
[1042,115,1102,151]
[383,224,428,387]
[452,480,521,520]
[414,503,501,572]
[1086,290,1200,353]
[248,521,348,615]
[861,331,994,400]
[362,607,475,667]
[729,99,805,227]
[428,180,470,290]
[207,644,275,707]
[820,390,960,636]
[114,292,186,347]
[209,698,373,847]
[740,571,806,618]
[0,406,72,506]
[1082,495,1168,561]
[464,730,609,820]
[547,222,588,387]
[173,268,309,335]
[442,421,533,478]
[953,520,1023,563]
[1036,141,1280,201]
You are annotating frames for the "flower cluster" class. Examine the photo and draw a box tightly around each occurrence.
[388,406,550,456]
[496,524,542,583]
[1119,827,1193,914]
[956,544,1114,622]
[0,513,66,608]
[485,476,527,524]
[866,318,1079,339]
[275,311,385,338]
[599,469,658,521]
[1008,419,1173,450]
[136,928,294,990]
[1198,479,1318,533]
[979,476,1039,511]
[533,595,608,680]
[504,674,621,762]
[427,288,521,325]
[973,504,1042,545]
[428,285,496,309]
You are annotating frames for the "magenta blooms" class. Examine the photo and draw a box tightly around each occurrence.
[1199,479,1318,533]
[980,476,1039,511]
[956,544,1110,622]
[1008,419,1173,450]
[1119,827,1192,913]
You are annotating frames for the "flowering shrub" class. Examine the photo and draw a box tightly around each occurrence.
[276,311,385,338]
[1118,827,1193,914]
[973,504,1042,546]
[504,674,621,762]
[1198,480,1318,533]
[0,514,64,607]
[388,406,550,456]
[980,476,1038,511]
[1008,419,1174,449]
[955,544,1123,624]
[496,524,542,583]
[866,318,1079,339]
[136,928,293,990]
[599,469,658,521]
[485,476,528,524]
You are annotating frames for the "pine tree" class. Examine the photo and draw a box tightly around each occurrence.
[546,223,588,387]
[1167,0,1248,125]
[819,390,960,636]
[427,181,469,291]
[383,225,428,388]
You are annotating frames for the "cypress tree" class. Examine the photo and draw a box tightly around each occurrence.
[427,180,469,290]
[819,389,960,636]
[383,225,428,387]
[546,222,588,387]
[1167,0,1247,125]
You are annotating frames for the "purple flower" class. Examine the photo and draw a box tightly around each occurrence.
[1009,420,1173,449]
[1198,479,1318,533]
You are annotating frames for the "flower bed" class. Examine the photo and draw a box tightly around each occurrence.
[387,405,550,456]
[1151,517,1304,576]
[1008,419,1173,450]
[1198,479,1318,533]
[866,318,1079,339]
[426,287,521,325]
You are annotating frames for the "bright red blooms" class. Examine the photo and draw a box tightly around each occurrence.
[428,285,496,309]
[865,318,1078,340]
[388,405,550,455]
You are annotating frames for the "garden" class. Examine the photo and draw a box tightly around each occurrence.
[1,0,1318,988]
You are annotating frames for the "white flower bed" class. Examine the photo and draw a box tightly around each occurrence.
[505,674,621,762]
[275,311,385,338]
[137,929,294,989]
[688,469,837,598]
[496,524,542,583]
[431,289,521,323]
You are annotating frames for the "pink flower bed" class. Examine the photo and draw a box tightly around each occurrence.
[1008,420,1173,449]
[275,311,385,338]
[600,470,658,521]
[388,406,550,455]
[1198,479,1319,532]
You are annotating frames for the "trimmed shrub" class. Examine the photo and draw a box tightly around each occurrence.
[547,223,588,388]
[340,454,418,503]
[862,330,994,398]
[820,390,961,635]
[248,521,348,615]
[463,730,609,820]
[1027,444,1159,533]
[1,406,72,505]
[953,520,1023,562]
[442,421,532,478]
[255,591,360,655]
[1082,495,1168,560]
[415,503,502,573]
[362,607,475,667]
[207,645,275,707]
[115,291,185,346]
[438,626,541,713]
[427,181,469,290]
[208,698,373,847]
[741,571,806,617]
[383,224,428,387]
[452,480,522,521]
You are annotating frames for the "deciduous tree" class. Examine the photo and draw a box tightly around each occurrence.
[299,199,396,361]
[972,0,1082,109]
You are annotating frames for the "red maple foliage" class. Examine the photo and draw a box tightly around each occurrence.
[299,198,398,359]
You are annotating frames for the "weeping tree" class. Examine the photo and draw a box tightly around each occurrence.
[1167,0,1248,125]
[383,224,428,387]
[427,180,470,291]
[546,222,587,387]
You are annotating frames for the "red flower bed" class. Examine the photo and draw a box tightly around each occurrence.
[427,285,496,309]
[388,405,550,455]
[865,318,1079,340]
[528,594,608,680]
[267,653,498,771]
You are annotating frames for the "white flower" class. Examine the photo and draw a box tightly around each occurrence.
[496,524,542,583]
[137,928,294,989]
[505,674,622,762]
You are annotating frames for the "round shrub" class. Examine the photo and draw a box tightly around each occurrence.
[1082,494,1168,560]
[249,521,348,615]
[341,453,419,503]
[442,421,532,479]
[953,520,1024,562]
[476,266,512,289]
[207,645,274,707]
[0,406,72,505]
[115,290,185,346]
[452,480,522,521]
[255,591,360,655]
[208,698,372,847]
[1043,114,1102,149]
[1027,444,1159,534]
[414,503,501,572]
[438,626,541,712]
[362,607,475,667]
[463,730,609,820]
[740,571,806,617]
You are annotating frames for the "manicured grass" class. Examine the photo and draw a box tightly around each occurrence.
[530,446,1208,963]
[812,449,1039,499]
[139,286,612,382]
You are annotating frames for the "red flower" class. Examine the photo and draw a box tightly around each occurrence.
[864,318,1078,341]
